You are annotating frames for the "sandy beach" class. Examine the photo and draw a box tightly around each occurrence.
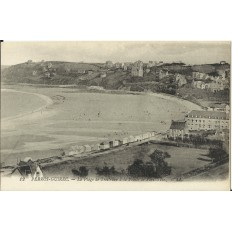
[1,85,201,165]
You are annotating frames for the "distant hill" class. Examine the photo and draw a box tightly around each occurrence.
[1,65,10,71]
[1,61,101,84]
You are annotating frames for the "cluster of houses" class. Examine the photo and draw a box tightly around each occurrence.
[68,131,156,156]
[192,71,229,92]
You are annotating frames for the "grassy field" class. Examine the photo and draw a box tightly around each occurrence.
[41,143,210,178]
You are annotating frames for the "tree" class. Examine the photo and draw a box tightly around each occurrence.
[72,166,89,177]
[95,165,118,176]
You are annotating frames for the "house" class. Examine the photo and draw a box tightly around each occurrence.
[158,69,169,79]
[114,62,122,69]
[145,68,151,73]
[77,69,86,74]
[44,72,51,78]
[106,61,113,68]
[100,72,107,78]
[185,110,229,131]
[147,61,156,68]
[47,63,53,69]
[26,60,33,64]
[175,74,187,87]
[192,72,209,80]
[131,61,143,77]
[168,120,187,140]
[32,70,37,76]
[151,132,155,137]
[220,61,226,65]
[88,70,94,75]
[11,158,43,178]
[100,142,110,150]
[83,144,92,152]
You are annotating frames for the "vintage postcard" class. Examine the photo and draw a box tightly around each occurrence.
[0,41,230,190]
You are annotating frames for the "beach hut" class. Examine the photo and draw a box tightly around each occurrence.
[118,139,123,146]
[83,144,92,152]
[143,133,149,140]
[128,135,135,143]
[122,137,129,145]
[100,142,110,150]
[135,135,142,142]
[114,140,119,147]
[110,140,119,147]
[91,143,101,151]
[151,132,155,137]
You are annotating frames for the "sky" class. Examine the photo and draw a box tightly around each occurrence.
[1,41,231,65]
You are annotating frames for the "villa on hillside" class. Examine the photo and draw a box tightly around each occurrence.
[131,61,143,77]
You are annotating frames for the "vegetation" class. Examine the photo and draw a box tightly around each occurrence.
[207,148,228,162]
[72,166,89,177]
[95,164,119,176]
[127,149,171,178]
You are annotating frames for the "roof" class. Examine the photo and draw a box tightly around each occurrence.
[170,121,186,130]
[186,110,228,119]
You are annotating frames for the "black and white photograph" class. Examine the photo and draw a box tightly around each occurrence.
[0,41,230,190]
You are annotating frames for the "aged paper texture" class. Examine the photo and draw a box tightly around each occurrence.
[0,41,230,190]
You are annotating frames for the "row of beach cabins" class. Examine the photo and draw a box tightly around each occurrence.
[69,131,156,156]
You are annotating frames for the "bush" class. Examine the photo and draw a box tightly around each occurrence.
[72,166,89,177]
[95,165,119,176]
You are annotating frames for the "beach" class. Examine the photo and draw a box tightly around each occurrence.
[1,84,201,165]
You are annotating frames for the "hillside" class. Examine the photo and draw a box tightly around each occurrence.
[1,61,101,84]
[1,65,10,71]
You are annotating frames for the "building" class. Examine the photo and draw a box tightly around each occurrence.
[32,70,37,76]
[220,61,226,65]
[192,72,209,80]
[128,136,135,143]
[145,68,151,73]
[168,121,186,140]
[100,72,107,78]
[147,61,157,68]
[131,61,143,77]
[91,143,101,151]
[109,140,119,148]
[83,144,92,152]
[122,138,129,144]
[100,142,110,150]
[134,135,142,142]
[106,61,113,68]
[185,110,229,131]
[77,69,86,74]
[11,158,43,178]
[175,74,187,87]
[26,60,33,64]
[158,69,169,79]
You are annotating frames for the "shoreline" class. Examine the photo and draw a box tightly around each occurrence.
[1,88,54,123]
[1,84,202,125]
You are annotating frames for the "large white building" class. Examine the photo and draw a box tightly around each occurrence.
[185,110,229,131]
